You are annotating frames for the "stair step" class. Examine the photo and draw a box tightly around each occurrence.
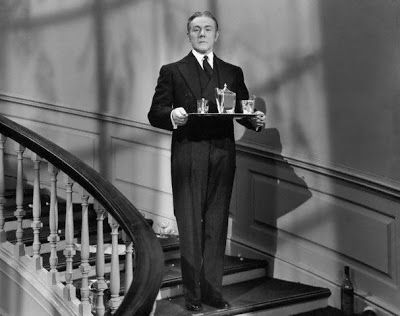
[3,188,48,215]
[42,233,174,273]
[294,306,345,316]
[6,202,109,245]
[158,234,180,260]
[158,255,267,300]
[154,277,331,316]
[158,234,180,252]
[6,216,107,247]
[41,249,114,271]
[99,254,267,302]
[3,184,331,315]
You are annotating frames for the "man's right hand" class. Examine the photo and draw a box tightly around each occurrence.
[171,107,188,126]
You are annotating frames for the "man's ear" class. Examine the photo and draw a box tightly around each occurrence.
[215,31,220,42]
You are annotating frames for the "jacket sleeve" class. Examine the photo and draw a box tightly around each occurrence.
[148,65,175,131]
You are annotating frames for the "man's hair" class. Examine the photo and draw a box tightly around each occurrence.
[187,11,219,33]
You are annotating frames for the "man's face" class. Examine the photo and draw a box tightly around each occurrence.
[188,16,219,54]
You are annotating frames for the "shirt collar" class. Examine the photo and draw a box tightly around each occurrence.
[192,49,214,69]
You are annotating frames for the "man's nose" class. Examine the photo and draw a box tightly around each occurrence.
[199,28,206,36]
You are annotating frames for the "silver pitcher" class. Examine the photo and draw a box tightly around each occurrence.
[215,83,236,113]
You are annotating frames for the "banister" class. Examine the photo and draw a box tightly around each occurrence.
[0,113,164,315]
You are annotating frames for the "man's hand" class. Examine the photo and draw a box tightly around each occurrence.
[171,107,188,126]
[251,110,266,131]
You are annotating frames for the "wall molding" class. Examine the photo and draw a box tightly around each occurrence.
[1,92,400,201]
[236,141,400,201]
[0,92,169,135]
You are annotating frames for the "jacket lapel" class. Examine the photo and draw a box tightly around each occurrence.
[177,53,232,100]
[177,53,202,100]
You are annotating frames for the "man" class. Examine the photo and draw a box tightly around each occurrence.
[148,11,265,312]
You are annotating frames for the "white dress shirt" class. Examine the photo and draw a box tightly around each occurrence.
[191,49,214,69]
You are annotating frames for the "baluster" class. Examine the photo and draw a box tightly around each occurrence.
[14,144,25,257]
[47,164,60,284]
[123,232,133,294]
[79,191,91,315]
[31,153,43,269]
[0,135,6,242]
[94,201,107,316]
[108,215,121,313]
[63,175,76,300]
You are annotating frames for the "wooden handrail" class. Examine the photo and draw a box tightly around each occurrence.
[0,113,164,315]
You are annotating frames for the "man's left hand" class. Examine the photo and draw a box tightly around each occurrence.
[251,111,265,131]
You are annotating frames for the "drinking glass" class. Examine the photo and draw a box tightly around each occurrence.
[241,99,255,114]
[197,98,209,114]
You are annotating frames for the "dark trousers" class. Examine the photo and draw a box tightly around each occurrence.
[171,137,236,302]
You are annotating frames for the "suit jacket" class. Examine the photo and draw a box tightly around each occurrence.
[148,52,254,142]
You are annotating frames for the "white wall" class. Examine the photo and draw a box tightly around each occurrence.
[1,0,400,184]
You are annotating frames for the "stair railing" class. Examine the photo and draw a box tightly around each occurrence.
[0,113,164,316]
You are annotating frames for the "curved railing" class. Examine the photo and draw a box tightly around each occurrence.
[0,113,164,315]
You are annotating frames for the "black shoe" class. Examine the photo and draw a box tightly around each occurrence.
[203,297,230,309]
[185,301,203,312]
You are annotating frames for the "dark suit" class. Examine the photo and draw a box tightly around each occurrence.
[148,52,255,303]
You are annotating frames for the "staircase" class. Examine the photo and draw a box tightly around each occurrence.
[0,113,331,315]
[0,113,164,316]
[4,187,331,316]
[155,238,331,315]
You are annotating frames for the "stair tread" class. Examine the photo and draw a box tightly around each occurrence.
[161,255,267,288]
[6,218,108,246]
[2,189,48,219]
[41,233,166,271]
[98,254,267,297]
[294,306,345,316]
[155,276,330,316]
[41,249,114,270]
[157,234,180,252]
[6,202,108,245]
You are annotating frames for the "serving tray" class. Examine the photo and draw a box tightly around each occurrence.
[188,113,257,118]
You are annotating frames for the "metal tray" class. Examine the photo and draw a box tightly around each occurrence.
[188,113,257,118]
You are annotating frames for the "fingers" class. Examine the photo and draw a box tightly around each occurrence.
[172,107,188,126]
[252,111,266,129]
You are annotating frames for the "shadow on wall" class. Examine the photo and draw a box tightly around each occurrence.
[238,92,313,219]
[232,2,400,309]
[234,121,312,274]
[258,127,312,217]
[0,0,144,180]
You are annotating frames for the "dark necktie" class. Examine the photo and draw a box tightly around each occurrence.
[203,55,213,78]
